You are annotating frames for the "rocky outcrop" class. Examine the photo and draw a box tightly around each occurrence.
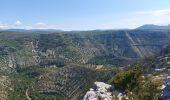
[83,82,128,100]
[83,82,113,100]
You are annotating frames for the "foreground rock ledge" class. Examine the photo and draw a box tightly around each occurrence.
[83,82,114,100]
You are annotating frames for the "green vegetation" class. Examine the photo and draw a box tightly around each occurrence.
[31,94,63,100]
[0,39,22,50]
[8,68,39,100]
[8,74,35,100]
[7,66,63,100]
[111,67,163,100]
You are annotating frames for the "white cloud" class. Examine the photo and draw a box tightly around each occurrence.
[35,22,47,27]
[0,21,59,29]
[136,9,170,16]
[15,20,22,26]
[0,23,9,29]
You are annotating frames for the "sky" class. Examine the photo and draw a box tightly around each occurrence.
[0,0,170,30]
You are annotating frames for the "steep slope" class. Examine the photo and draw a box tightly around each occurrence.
[68,30,170,65]
[129,45,170,74]
[0,30,170,72]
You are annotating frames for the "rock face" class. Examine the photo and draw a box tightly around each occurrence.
[161,76,170,99]
[83,82,113,100]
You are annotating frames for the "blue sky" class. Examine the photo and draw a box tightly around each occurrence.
[0,0,170,30]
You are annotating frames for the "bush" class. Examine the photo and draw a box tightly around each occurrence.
[111,66,162,100]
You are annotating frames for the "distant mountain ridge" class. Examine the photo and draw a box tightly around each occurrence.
[1,24,170,32]
[0,29,63,32]
[137,24,170,30]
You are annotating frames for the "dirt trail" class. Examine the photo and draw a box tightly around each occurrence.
[26,88,31,100]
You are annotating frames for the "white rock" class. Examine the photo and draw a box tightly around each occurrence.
[84,82,113,100]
